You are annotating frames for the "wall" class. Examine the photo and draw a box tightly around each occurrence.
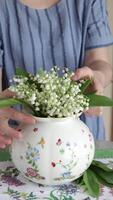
[103,0,113,140]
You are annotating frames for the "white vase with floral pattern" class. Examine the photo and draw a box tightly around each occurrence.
[11,117,95,185]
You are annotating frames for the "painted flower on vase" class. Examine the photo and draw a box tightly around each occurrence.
[51,139,79,181]
[25,168,38,178]
[26,144,40,163]
[25,142,45,180]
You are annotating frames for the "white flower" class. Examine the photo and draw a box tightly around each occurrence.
[28,93,36,105]
[10,66,90,118]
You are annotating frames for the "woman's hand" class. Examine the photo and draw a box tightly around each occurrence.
[71,66,104,116]
[0,89,36,149]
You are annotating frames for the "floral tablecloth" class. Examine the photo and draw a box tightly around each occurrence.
[0,159,113,200]
[0,145,113,200]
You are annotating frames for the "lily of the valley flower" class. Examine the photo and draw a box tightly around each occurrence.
[9,67,89,118]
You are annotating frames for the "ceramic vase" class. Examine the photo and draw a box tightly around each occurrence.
[11,117,95,185]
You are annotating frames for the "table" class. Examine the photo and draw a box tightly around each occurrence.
[0,141,113,200]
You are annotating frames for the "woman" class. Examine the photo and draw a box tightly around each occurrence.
[0,0,113,148]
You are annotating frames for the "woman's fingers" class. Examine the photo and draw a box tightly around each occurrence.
[0,89,37,149]
[0,139,6,148]
[71,66,94,80]
[0,123,23,139]
[71,66,104,116]
[0,107,36,148]
[0,88,37,124]
[85,107,103,116]
[92,79,104,93]
[0,108,36,124]
[0,88,16,98]
[0,133,12,149]
[71,67,104,92]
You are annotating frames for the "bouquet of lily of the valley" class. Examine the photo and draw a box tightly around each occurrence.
[0,66,113,198]
[0,66,113,117]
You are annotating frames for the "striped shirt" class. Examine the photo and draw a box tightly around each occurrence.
[0,0,113,139]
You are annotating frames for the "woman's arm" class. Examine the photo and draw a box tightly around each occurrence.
[72,47,113,90]
[84,47,113,88]
[72,47,113,116]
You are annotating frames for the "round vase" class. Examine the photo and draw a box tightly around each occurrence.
[11,117,95,185]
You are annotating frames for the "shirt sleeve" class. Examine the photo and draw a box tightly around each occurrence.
[85,0,113,50]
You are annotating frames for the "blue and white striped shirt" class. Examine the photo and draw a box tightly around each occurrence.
[0,0,113,139]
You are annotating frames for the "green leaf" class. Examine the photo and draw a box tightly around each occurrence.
[0,98,31,109]
[74,176,84,185]
[0,98,23,108]
[94,172,113,188]
[32,162,36,167]
[87,94,113,107]
[80,79,93,93]
[91,165,113,185]
[0,98,36,116]
[92,160,113,172]
[28,160,32,164]
[83,169,100,198]
[15,67,29,77]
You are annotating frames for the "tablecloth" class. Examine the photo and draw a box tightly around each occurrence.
[0,142,113,200]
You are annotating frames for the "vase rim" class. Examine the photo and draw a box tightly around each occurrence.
[34,116,79,122]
